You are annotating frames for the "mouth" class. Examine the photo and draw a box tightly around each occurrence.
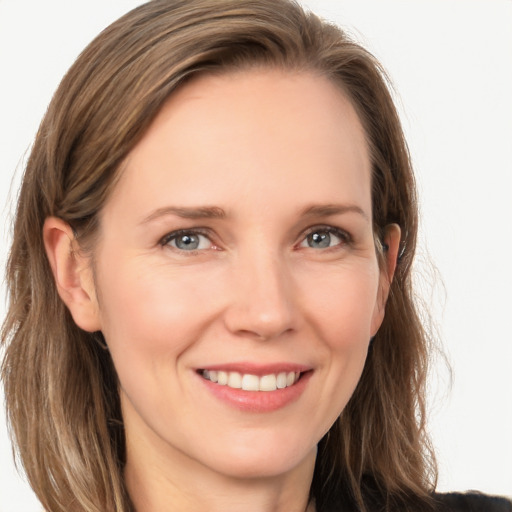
[199,369,302,392]
[196,364,312,412]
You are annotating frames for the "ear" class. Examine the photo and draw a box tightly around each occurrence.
[43,217,102,332]
[371,223,401,336]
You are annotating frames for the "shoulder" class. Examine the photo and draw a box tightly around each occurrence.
[433,492,512,512]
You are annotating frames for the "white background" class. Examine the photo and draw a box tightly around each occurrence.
[1,1,511,510]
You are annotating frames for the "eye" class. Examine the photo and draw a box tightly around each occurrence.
[161,230,213,251]
[299,227,349,250]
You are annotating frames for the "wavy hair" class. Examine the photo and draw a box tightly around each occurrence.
[2,1,436,510]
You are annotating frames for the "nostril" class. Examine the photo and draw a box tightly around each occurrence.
[234,326,294,342]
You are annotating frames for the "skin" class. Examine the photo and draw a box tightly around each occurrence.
[44,69,400,512]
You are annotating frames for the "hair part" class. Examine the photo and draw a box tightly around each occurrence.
[2,1,436,511]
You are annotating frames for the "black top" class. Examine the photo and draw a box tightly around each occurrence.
[320,491,512,511]
[434,492,512,511]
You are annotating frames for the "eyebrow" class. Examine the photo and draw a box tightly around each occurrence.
[140,206,226,224]
[300,203,369,221]
[140,203,368,225]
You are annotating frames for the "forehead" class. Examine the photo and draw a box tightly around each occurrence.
[108,69,372,218]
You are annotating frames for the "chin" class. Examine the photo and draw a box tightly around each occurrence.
[198,438,317,481]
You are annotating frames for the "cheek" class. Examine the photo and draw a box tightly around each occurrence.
[301,261,381,343]
[297,261,380,414]
[315,265,379,376]
[96,260,222,368]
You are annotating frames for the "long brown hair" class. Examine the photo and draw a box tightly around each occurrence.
[2,1,436,510]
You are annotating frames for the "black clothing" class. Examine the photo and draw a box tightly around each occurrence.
[312,467,511,511]
[433,492,512,511]
[320,489,512,511]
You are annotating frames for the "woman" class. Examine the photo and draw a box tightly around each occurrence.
[1,1,510,511]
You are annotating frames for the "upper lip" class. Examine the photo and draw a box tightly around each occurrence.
[197,362,312,376]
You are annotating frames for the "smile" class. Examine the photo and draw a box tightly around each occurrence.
[201,370,301,391]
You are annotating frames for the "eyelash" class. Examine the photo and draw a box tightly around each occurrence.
[159,225,352,254]
[159,228,214,253]
[299,225,352,250]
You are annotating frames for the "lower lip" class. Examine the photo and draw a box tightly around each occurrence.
[198,371,312,412]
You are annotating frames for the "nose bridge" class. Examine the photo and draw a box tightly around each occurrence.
[225,241,296,339]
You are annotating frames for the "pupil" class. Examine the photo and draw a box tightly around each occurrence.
[177,234,199,250]
[309,231,330,248]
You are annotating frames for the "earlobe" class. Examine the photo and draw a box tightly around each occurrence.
[371,223,401,336]
[43,217,101,332]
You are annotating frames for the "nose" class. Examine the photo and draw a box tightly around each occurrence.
[223,247,297,341]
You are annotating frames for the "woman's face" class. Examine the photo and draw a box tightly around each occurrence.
[91,70,390,480]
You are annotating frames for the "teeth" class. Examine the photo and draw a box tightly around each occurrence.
[202,369,301,391]
[276,372,287,389]
[227,372,242,389]
[242,374,260,391]
[259,374,277,391]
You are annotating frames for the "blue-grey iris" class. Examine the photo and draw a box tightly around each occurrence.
[176,234,200,250]
[307,231,330,248]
